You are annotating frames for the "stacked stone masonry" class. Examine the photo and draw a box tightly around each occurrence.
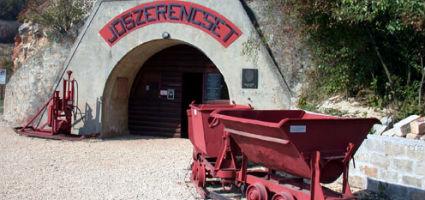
[349,135,425,200]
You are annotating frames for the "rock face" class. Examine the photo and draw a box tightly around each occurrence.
[318,96,391,118]
[244,1,311,104]
[2,0,96,125]
[0,20,20,43]
[3,42,71,125]
[385,115,421,137]
[3,22,72,125]
[410,117,425,135]
[12,22,49,70]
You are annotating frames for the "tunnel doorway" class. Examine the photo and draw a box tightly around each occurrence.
[181,73,203,138]
[128,45,229,138]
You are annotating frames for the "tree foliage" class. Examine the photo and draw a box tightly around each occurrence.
[289,0,425,119]
[24,0,85,36]
[0,0,27,20]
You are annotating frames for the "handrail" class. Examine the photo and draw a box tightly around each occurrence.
[21,96,53,130]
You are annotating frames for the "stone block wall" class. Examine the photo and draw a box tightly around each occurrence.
[349,135,425,199]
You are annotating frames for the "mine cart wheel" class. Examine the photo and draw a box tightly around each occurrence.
[271,192,294,200]
[197,163,206,188]
[246,183,268,200]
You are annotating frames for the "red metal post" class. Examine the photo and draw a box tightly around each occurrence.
[62,77,67,111]
[52,91,60,134]
[342,164,352,196]
[215,131,237,171]
[342,143,355,196]
[310,151,325,200]
[71,80,75,104]
[238,154,248,183]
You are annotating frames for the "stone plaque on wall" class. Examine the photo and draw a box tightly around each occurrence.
[242,69,258,89]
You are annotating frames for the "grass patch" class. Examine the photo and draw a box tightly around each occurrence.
[298,101,349,117]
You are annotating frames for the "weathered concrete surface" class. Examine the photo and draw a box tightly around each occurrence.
[64,0,292,137]
[0,127,197,200]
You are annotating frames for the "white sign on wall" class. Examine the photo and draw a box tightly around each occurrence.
[0,69,6,85]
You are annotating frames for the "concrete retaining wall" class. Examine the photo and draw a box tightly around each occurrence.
[350,135,425,199]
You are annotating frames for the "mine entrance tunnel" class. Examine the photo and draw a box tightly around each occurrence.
[128,45,229,138]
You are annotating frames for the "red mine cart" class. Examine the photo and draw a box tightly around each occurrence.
[188,103,251,189]
[212,110,379,200]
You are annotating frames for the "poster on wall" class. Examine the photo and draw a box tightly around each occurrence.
[205,73,223,101]
[0,69,6,85]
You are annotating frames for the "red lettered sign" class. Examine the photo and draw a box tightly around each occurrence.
[99,1,242,48]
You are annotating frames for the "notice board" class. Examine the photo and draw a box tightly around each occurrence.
[0,69,6,85]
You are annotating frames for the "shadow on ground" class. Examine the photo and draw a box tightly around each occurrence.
[99,134,180,141]
[354,190,390,200]
[353,178,425,200]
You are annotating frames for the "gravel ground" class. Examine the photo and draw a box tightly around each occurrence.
[0,119,382,200]
[0,127,198,200]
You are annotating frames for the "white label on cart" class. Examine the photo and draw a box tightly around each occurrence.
[290,125,306,133]
[193,109,198,116]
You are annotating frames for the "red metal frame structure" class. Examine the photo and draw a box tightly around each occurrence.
[18,71,81,140]
[188,103,251,191]
[189,106,379,200]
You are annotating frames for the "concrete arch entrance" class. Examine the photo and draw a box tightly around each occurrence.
[101,39,232,138]
[61,0,291,137]
[128,44,229,138]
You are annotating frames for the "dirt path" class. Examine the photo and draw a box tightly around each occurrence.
[0,127,198,200]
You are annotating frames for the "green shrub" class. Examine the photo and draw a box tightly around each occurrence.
[394,81,425,120]
[286,0,425,118]
[298,96,319,112]
[24,0,85,38]
[0,0,27,20]
[0,58,13,72]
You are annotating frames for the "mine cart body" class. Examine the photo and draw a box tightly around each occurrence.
[187,103,251,157]
[213,110,379,183]
[211,109,379,200]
